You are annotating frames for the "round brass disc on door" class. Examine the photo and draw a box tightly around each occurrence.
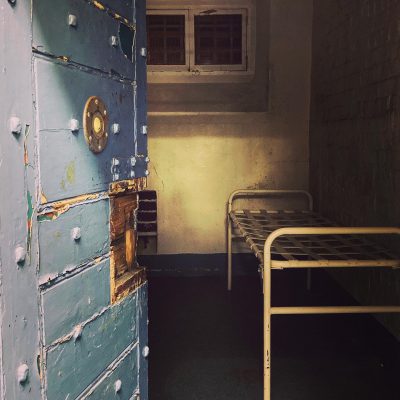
[83,96,109,153]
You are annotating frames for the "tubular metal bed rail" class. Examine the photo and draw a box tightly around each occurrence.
[226,189,400,400]
[263,226,400,400]
[227,189,314,291]
[228,189,314,213]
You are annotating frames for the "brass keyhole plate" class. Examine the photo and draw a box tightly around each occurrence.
[83,96,109,153]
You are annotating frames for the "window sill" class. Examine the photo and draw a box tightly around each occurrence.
[147,68,255,84]
[147,111,268,117]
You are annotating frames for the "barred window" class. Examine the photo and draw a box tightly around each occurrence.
[194,14,243,66]
[147,14,186,65]
[147,8,248,73]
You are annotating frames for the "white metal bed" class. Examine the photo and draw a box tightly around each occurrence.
[227,189,400,400]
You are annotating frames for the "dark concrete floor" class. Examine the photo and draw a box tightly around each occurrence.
[148,270,400,400]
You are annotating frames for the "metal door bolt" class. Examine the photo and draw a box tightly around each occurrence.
[140,47,147,57]
[111,158,120,180]
[68,14,78,27]
[145,157,150,163]
[112,158,120,181]
[9,117,22,135]
[17,364,29,385]
[141,125,148,135]
[145,170,150,177]
[114,380,122,393]
[111,123,120,135]
[69,119,80,133]
[15,246,26,264]
[142,345,150,358]
[110,36,119,47]
[71,227,81,241]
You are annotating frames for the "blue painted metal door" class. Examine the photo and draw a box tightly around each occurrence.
[0,1,148,399]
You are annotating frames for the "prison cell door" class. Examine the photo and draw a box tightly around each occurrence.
[0,0,148,399]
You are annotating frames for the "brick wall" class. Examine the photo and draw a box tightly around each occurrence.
[310,0,400,338]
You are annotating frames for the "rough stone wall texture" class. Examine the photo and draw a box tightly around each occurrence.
[310,0,400,338]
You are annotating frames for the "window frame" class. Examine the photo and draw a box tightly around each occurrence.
[146,9,190,72]
[190,8,247,72]
[146,6,252,77]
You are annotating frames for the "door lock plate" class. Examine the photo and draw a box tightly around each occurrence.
[83,96,109,153]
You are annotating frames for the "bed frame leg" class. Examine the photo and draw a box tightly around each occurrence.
[228,216,232,291]
[264,312,271,400]
[264,267,272,400]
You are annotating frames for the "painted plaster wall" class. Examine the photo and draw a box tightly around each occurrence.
[310,0,400,338]
[146,0,313,254]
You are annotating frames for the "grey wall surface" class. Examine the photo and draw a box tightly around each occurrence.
[310,0,400,338]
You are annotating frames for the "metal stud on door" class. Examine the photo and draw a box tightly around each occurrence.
[0,1,148,399]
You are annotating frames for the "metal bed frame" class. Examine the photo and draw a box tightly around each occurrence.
[227,189,400,400]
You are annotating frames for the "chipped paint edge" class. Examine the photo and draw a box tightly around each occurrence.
[38,253,111,288]
[43,280,145,351]
[44,305,109,351]
[109,177,147,196]
[76,341,138,400]
[38,192,108,221]
[87,0,136,29]
[32,50,136,85]
[41,282,146,399]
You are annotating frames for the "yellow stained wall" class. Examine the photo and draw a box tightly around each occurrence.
[146,0,313,254]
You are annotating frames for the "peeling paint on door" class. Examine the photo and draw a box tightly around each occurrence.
[0,0,148,398]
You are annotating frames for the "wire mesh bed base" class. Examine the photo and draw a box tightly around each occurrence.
[227,190,400,400]
[230,209,400,269]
